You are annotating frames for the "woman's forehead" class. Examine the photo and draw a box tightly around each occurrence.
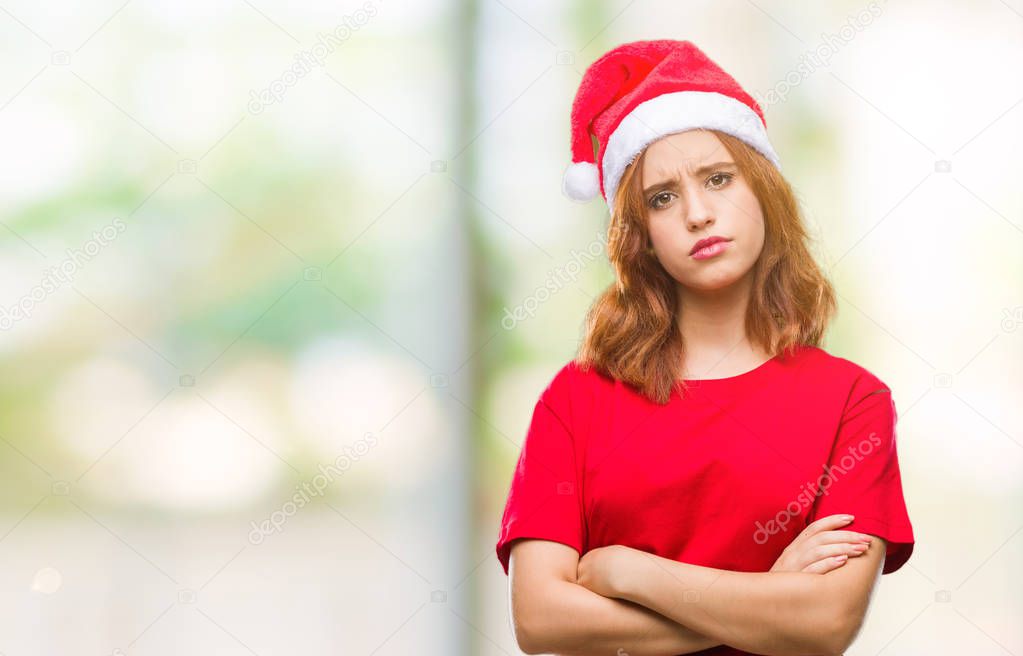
[643,131,726,171]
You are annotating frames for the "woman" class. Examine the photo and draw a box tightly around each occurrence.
[495,40,915,655]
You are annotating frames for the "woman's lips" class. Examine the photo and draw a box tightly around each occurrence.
[690,240,731,260]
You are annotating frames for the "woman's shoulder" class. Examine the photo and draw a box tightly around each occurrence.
[793,344,892,395]
[544,358,615,395]
[537,357,616,413]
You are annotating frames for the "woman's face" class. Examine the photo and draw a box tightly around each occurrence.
[640,130,765,293]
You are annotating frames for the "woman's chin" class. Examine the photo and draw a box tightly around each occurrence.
[678,272,743,293]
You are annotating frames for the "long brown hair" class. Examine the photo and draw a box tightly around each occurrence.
[577,129,836,405]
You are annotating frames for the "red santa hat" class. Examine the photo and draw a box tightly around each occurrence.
[563,39,781,210]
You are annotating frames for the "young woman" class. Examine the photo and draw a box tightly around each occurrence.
[495,40,915,656]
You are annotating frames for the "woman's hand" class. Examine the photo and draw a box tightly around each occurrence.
[578,514,873,600]
[770,514,876,574]
[577,544,640,598]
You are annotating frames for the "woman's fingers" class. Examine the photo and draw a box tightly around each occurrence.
[805,514,856,535]
[785,544,860,574]
[801,542,872,574]
[792,514,854,548]
[810,542,870,562]
[802,555,849,574]
[772,515,873,574]
[812,530,875,546]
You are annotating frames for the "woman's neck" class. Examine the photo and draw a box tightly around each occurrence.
[676,275,772,379]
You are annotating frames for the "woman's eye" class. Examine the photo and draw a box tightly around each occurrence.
[649,192,674,209]
[648,175,731,208]
[708,172,733,189]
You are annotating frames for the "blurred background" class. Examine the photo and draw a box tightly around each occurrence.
[0,0,1020,654]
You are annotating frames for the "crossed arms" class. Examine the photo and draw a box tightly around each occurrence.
[507,528,887,656]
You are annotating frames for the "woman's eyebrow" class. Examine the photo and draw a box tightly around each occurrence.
[643,161,737,195]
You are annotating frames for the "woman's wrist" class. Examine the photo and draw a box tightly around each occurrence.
[608,545,649,601]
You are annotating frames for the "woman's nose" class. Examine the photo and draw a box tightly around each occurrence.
[685,191,715,230]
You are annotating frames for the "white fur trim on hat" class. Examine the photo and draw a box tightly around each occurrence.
[601,91,781,210]
[562,161,601,201]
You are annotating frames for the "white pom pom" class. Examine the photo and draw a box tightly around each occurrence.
[562,161,600,201]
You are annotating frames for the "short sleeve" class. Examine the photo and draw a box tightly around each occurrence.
[810,375,915,574]
[495,381,585,576]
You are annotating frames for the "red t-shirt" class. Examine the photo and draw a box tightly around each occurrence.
[495,344,915,655]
